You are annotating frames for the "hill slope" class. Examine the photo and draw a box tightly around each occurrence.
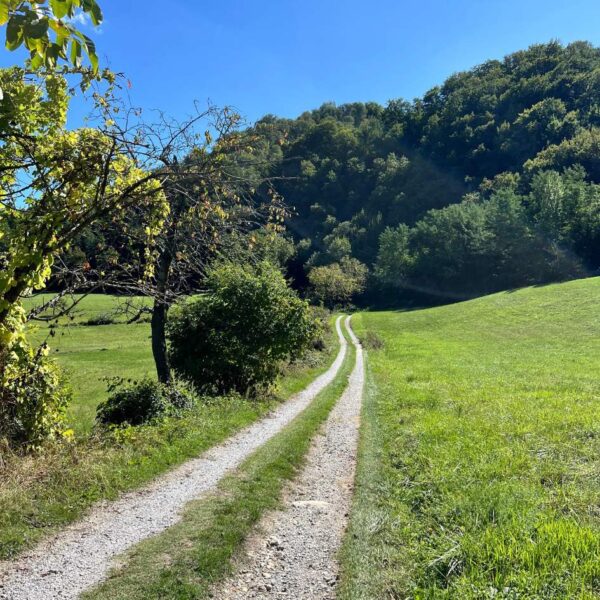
[244,41,600,303]
[342,277,600,598]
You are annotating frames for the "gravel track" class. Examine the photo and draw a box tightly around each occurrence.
[0,317,348,600]
[215,315,364,599]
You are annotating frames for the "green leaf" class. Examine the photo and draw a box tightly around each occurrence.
[88,49,98,72]
[29,51,43,69]
[49,0,71,20]
[81,0,102,26]
[69,37,81,67]
[45,42,60,66]
[5,17,23,51]
[76,30,98,72]
[24,16,49,39]
[0,1,10,27]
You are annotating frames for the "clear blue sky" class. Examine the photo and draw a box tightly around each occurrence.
[4,0,600,123]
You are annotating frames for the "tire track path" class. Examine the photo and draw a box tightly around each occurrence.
[216,315,364,599]
[0,317,348,600]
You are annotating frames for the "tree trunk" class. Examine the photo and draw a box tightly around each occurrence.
[151,249,173,384]
[151,299,171,384]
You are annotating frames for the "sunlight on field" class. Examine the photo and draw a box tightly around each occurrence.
[342,277,600,599]
[23,295,155,433]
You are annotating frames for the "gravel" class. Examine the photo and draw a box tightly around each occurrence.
[0,317,348,600]
[215,315,364,599]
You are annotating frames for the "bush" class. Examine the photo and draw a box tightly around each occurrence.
[168,262,320,395]
[361,331,385,350]
[163,377,197,411]
[96,377,197,427]
[85,313,115,326]
[0,306,71,450]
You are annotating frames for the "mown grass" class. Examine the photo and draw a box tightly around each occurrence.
[1,297,339,560]
[340,278,600,599]
[84,322,355,600]
[24,294,154,432]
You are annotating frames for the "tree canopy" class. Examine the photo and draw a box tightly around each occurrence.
[240,41,600,304]
[0,0,102,71]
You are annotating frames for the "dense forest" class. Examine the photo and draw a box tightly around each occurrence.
[240,40,600,304]
[69,41,600,306]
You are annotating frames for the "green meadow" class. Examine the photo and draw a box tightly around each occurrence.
[24,294,155,432]
[342,277,600,599]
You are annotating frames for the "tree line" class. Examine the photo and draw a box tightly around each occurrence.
[236,40,600,304]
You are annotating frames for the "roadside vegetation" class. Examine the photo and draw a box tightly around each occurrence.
[340,277,600,599]
[0,293,337,560]
[84,322,354,600]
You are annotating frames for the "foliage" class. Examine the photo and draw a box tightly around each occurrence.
[96,379,169,427]
[0,0,103,72]
[59,41,600,305]
[0,68,166,332]
[96,377,198,427]
[308,256,368,307]
[236,41,600,304]
[0,314,70,449]
[374,172,590,299]
[0,67,166,446]
[168,262,319,395]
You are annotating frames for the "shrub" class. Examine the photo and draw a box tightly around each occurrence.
[0,306,71,450]
[361,330,385,350]
[96,377,197,427]
[164,377,197,411]
[168,262,320,395]
[85,313,115,326]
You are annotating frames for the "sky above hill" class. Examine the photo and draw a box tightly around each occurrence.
[3,0,600,123]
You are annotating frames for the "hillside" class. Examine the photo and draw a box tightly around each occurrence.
[241,41,600,304]
[63,41,600,306]
[342,277,600,598]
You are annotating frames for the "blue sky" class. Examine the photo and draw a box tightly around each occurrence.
[3,0,600,123]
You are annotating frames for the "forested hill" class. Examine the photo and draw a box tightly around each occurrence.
[249,41,600,305]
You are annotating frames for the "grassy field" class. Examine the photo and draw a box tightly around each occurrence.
[24,294,154,432]
[23,294,329,433]
[1,295,340,560]
[342,278,600,599]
